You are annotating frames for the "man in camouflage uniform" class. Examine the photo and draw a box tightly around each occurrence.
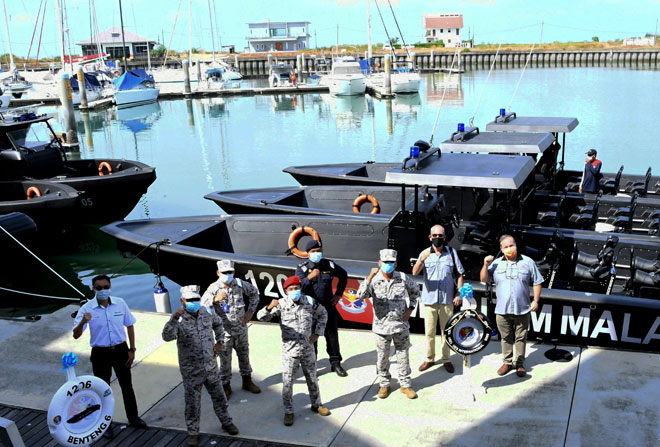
[201,259,261,398]
[357,249,420,400]
[257,275,330,426]
[162,285,239,447]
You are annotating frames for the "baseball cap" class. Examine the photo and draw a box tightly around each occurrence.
[380,249,397,262]
[586,149,597,156]
[216,259,235,273]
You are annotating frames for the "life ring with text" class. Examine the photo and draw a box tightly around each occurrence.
[352,194,380,214]
[288,226,320,258]
[48,375,115,446]
[27,186,42,200]
[443,309,493,356]
[98,161,113,176]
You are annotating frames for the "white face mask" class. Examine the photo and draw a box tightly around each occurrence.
[220,273,233,283]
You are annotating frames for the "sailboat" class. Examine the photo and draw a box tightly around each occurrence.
[1,0,33,98]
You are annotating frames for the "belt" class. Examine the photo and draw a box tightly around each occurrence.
[93,342,126,351]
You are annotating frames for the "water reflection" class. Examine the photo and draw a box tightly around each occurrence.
[199,97,228,118]
[426,73,464,107]
[323,94,367,129]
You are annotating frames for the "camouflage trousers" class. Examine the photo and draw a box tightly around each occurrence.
[282,345,322,414]
[374,330,412,388]
[182,369,232,435]
[220,328,253,384]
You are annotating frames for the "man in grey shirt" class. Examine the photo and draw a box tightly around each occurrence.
[480,235,543,377]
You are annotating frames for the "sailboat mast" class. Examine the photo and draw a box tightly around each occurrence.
[55,0,66,71]
[1,0,15,69]
[118,0,128,72]
[366,0,372,64]
[188,0,192,63]
[207,0,215,62]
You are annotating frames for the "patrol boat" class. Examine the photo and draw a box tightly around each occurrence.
[102,152,660,353]
[0,113,157,222]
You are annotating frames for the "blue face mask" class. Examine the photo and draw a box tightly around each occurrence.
[185,301,201,313]
[96,289,111,300]
[308,252,323,264]
[220,273,233,283]
[381,262,395,274]
[288,289,302,302]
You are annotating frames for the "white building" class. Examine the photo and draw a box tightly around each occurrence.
[247,20,311,53]
[623,36,655,46]
[423,13,463,48]
[76,27,156,60]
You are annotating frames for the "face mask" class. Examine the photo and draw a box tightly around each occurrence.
[503,247,517,258]
[96,289,111,300]
[220,273,233,283]
[308,252,323,264]
[381,262,395,274]
[288,289,302,302]
[431,237,445,248]
[185,301,201,313]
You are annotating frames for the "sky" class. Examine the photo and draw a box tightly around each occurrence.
[1,0,659,58]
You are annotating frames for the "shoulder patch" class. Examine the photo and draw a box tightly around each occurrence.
[329,260,335,269]
[235,278,243,287]
[306,295,316,307]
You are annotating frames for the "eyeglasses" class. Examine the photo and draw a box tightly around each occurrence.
[94,285,110,291]
[505,263,519,279]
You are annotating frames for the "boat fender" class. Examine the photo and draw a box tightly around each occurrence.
[48,352,115,446]
[98,161,113,176]
[352,194,380,214]
[288,226,321,259]
[443,308,492,356]
[27,186,42,200]
[153,283,171,314]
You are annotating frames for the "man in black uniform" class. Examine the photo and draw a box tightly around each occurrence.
[296,239,348,377]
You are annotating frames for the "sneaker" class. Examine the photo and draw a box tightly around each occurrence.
[284,413,294,426]
[222,423,239,435]
[400,387,418,399]
[311,405,331,416]
[377,386,390,399]
[187,434,199,447]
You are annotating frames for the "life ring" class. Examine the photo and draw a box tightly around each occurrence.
[443,309,493,356]
[288,226,320,258]
[352,194,380,214]
[27,186,42,200]
[113,70,120,77]
[98,162,112,176]
[47,374,115,446]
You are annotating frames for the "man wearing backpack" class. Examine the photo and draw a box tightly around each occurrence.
[202,259,261,398]
[412,224,464,374]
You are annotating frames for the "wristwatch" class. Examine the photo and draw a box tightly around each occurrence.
[128,347,136,352]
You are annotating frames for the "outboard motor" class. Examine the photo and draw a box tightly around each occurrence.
[536,230,566,289]
[572,235,618,294]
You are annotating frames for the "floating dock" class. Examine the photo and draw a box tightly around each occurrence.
[1,305,659,446]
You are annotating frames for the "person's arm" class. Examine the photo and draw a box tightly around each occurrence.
[530,261,544,312]
[480,256,495,283]
[357,268,378,300]
[310,304,328,343]
[125,325,136,367]
[162,307,184,342]
[201,283,216,308]
[412,248,431,276]
[403,275,419,322]
[333,263,348,301]
[72,310,90,339]
[296,264,315,291]
[454,249,465,305]
[212,311,224,355]
[256,300,280,321]
[243,281,260,322]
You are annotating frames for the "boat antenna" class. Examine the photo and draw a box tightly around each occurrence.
[386,0,412,61]
[372,0,397,63]
[469,42,501,127]
[118,0,128,73]
[428,47,460,146]
[508,43,535,112]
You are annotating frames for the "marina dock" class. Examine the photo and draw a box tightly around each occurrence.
[1,305,659,446]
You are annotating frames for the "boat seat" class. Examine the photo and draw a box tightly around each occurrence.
[573,237,618,283]
[644,216,660,230]
[536,210,558,225]
[600,165,624,195]
[606,215,632,232]
[641,209,660,219]
[632,254,660,273]
[568,211,596,229]
[575,251,599,267]
[632,270,660,288]
[606,193,638,217]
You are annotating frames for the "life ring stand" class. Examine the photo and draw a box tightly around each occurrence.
[443,309,493,356]
[288,226,321,259]
[352,194,380,214]
[27,186,42,200]
[98,162,113,176]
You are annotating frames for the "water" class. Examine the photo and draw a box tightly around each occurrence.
[16,66,660,315]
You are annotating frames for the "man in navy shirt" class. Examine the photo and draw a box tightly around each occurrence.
[579,149,602,194]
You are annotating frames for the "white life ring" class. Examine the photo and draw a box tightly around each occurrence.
[48,374,115,446]
[444,309,493,356]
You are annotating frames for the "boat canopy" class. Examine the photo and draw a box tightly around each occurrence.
[70,72,101,91]
[113,69,155,91]
[206,68,224,76]
[441,128,554,154]
[385,152,535,190]
[485,114,579,133]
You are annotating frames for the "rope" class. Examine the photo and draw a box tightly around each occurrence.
[372,0,398,63]
[386,0,412,61]
[0,224,86,298]
[25,0,44,63]
[428,48,460,146]
[34,0,47,70]
[0,286,79,301]
[469,43,501,127]
[508,43,535,112]
[163,0,183,69]
[109,239,169,280]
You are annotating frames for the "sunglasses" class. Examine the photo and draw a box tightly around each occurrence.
[94,285,110,291]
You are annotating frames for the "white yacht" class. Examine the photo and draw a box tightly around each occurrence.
[367,63,421,94]
[325,57,366,96]
[268,63,295,88]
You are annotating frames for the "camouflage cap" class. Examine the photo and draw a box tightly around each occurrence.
[180,285,201,299]
[380,249,397,262]
[216,259,235,272]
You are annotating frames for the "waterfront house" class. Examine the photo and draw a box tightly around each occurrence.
[423,13,463,48]
[76,27,156,60]
[247,20,311,52]
[623,36,655,46]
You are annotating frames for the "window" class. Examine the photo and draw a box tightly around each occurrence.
[111,32,120,38]
[432,29,436,36]
[440,29,443,33]
[134,44,148,55]
[270,28,287,37]
[448,39,451,43]
[106,46,130,59]
[456,29,459,35]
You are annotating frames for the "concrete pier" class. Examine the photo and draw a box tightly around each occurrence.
[2,305,660,446]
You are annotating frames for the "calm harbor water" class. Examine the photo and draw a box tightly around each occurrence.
[16,66,660,316]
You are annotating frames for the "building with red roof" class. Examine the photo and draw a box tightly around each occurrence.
[423,14,464,47]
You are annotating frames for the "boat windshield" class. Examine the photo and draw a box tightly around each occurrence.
[6,122,55,150]
[333,66,362,75]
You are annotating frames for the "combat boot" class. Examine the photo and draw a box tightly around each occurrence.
[223,383,232,399]
[222,423,239,435]
[187,434,199,447]
[400,387,418,399]
[242,375,261,393]
[284,413,294,426]
[377,386,390,399]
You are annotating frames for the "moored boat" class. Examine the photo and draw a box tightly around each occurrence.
[113,69,160,107]
[325,56,367,96]
[0,180,81,229]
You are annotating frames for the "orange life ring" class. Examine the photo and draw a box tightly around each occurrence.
[26,186,42,200]
[288,226,321,259]
[352,194,380,214]
[98,161,113,176]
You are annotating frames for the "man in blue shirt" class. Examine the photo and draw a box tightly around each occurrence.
[480,235,543,377]
[72,275,147,438]
[412,224,464,373]
[579,149,602,194]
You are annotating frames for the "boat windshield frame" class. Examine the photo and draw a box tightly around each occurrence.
[3,119,61,153]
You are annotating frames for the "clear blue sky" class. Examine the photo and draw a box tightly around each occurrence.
[1,0,659,57]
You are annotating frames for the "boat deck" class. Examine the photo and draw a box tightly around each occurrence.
[1,305,659,447]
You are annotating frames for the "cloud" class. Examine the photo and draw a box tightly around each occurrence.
[14,13,33,23]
